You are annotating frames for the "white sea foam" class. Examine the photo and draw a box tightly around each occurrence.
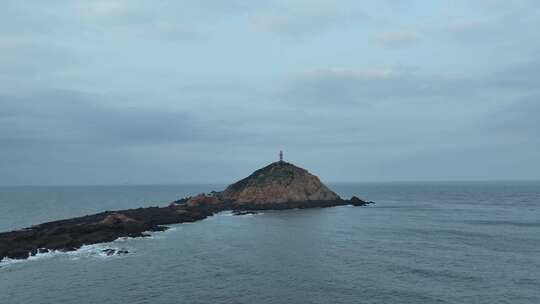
[235,212,263,217]
[216,211,234,216]
[215,211,263,217]
[66,243,129,260]
[164,226,178,232]
[0,242,132,268]
[0,256,25,267]
[1,223,186,269]
[143,225,179,240]
[1,250,56,267]
[203,211,233,221]
[0,248,64,267]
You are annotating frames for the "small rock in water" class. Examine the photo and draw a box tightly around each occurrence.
[151,225,169,232]
[232,210,259,216]
[350,196,374,206]
[102,249,129,256]
[102,249,115,256]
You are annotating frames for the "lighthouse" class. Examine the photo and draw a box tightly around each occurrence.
[279,150,283,162]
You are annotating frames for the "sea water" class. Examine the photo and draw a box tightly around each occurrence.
[1,182,539,304]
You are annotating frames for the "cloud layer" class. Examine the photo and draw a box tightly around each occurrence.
[1,0,540,185]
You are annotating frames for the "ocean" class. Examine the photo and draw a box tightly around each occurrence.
[1,182,539,304]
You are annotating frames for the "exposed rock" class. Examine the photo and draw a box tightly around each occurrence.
[100,213,136,226]
[102,248,129,256]
[350,196,366,206]
[222,161,340,206]
[102,249,115,256]
[232,210,259,216]
[350,196,375,206]
[186,193,222,208]
[4,248,30,260]
[169,197,190,207]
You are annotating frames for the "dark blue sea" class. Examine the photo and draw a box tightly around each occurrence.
[1,182,539,304]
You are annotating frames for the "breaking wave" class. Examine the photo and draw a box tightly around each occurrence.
[0,241,132,269]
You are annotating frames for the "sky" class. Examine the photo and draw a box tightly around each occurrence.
[1,0,540,185]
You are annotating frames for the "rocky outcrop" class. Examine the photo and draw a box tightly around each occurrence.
[0,161,373,262]
[186,193,222,208]
[0,205,212,261]
[222,161,340,207]
[350,196,374,206]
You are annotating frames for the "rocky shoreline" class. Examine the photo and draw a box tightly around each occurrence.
[1,160,375,262]
[0,197,373,261]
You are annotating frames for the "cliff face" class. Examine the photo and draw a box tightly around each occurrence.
[221,161,341,205]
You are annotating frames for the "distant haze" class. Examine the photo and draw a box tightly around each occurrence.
[1,1,539,185]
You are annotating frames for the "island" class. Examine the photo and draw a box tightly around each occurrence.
[0,159,373,261]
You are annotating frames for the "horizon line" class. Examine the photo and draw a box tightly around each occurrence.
[1,179,539,188]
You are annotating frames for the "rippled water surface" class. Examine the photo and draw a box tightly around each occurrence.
[1,182,539,304]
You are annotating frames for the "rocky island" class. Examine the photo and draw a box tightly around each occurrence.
[0,160,373,261]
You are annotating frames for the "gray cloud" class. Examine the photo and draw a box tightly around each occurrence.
[0,41,76,78]
[0,90,221,146]
[0,0,254,43]
[252,2,366,37]
[482,95,540,141]
[280,67,480,105]
[443,19,502,43]
[280,58,540,107]
[0,89,259,185]
[376,31,421,48]
[487,61,540,90]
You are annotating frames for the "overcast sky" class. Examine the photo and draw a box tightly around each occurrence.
[1,0,540,185]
